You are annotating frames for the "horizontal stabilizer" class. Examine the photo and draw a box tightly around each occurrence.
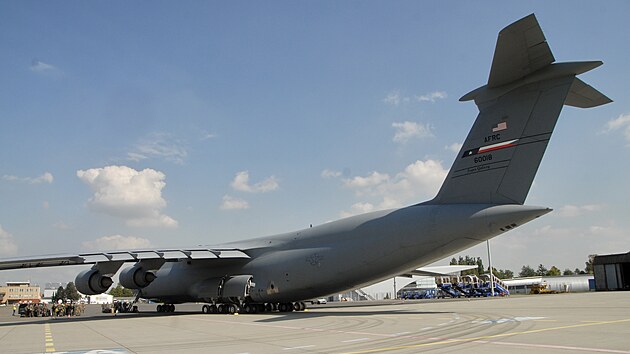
[400,265,478,277]
[565,78,613,108]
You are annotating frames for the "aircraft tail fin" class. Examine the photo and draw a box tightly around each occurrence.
[430,14,611,205]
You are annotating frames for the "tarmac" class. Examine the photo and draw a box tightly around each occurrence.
[0,291,629,353]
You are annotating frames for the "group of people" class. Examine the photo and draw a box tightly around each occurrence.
[12,302,85,317]
[101,300,138,314]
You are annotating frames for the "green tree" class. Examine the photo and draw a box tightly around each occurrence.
[563,268,574,275]
[519,265,536,277]
[450,257,457,265]
[476,257,484,276]
[499,269,514,279]
[546,266,561,276]
[65,282,81,301]
[575,268,585,275]
[109,283,134,297]
[53,286,65,302]
[536,264,548,276]
[585,254,596,274]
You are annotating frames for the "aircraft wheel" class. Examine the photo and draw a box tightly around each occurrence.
[227,304,238,314]
[265,303,273,312]
[243,304,253,314]
[202,305,210,314]
[157,304,163,312]
[209,304,218,314]
[279,303,293,312]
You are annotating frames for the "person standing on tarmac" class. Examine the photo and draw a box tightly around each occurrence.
[12,304,16,316]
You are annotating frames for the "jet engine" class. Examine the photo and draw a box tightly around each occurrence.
[119,264,157,289]
[221,275,254,300]
[75,269,113,295]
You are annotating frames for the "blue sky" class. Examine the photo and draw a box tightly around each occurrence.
[1,1,629,287]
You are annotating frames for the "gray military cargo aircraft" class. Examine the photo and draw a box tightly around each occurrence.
[0,14,611,314]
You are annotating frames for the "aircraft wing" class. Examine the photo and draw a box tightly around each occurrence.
[399,265,478,277]
[0,248,250,271]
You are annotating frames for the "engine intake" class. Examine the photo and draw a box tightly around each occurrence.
[75,269,113,295]
[119,265,157,289]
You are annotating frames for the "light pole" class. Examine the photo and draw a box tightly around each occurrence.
[487,240,494,296]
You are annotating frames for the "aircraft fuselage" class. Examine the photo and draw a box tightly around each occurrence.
[142,204,550,303]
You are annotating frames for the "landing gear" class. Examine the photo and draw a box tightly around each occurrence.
[157,304,175,313]
[200,301,306,314]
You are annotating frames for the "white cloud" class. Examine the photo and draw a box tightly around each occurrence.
[344,171,390,190]
[392,121,433,143]
[384,90,446,106]
[0,225,18,256]
[556,204,604,218]
[30,59,61,76]
[416,91,447,103]
[201,132,218,140]
[446,142,463,153]
[76,165,177,228]
[602,113,630,144]
[82,235,152,251]
[127,132,188,164]
[220,195,250,210]
[341,159,448,210]
[383,91,402,106]
[230,171,279,193]
[126,215,178,228]
[340,202,375,218]
[321,169,342,179]
[2,172,53,184]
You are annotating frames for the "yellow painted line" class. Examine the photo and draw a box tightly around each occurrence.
[44,323,56,353]
[340,318,630,354]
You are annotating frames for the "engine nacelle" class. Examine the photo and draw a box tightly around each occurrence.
[222,275,254,300]
[75,269,113,295]
[119,265,157,289]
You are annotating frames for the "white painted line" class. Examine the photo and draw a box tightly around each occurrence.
[283,345,316,350]
[419,327,433,331]
[342,338,370,343]
[474,340,630,354]
[392,331,411,336]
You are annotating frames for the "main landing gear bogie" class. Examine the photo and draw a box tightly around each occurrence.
[201,301,307,315]
[156,304,175,313]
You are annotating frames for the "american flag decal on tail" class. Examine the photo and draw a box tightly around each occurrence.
[461,139,518,158]
[492,121,508,132]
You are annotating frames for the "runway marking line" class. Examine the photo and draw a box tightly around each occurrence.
[339,318,630,354]
[473,339,630,353]
[342,338,371,343]
[44,323,55,353]
[283,345,316,350]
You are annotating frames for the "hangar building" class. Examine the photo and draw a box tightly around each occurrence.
[593,252,630,291]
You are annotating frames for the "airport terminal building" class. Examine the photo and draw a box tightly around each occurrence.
[0,282,41,304]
